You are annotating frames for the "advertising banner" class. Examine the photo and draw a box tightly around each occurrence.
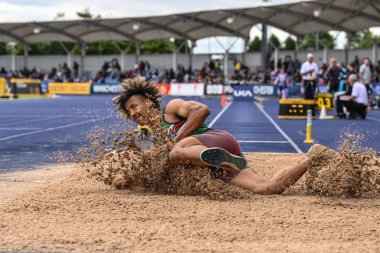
[169,83,204,96]
[157,83,171,96]
[233,84,253,101]
[204,84,233,96]
[10,78,41,94]
[92,83,120,94]
[252,84,277,97]
[49,82,91,95]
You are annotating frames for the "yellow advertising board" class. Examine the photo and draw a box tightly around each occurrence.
[10,78,41,84]
[48,82,91,95]
[0,77,6,95]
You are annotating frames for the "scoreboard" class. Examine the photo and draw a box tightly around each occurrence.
[278,99,316,119]
[315,93,333,110]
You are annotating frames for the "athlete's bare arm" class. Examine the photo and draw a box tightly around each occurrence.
[165,99,210,142]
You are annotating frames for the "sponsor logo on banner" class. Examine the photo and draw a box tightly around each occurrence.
[204,84,233,96]
[234,89,253,97]
[49,82,91,95]
[253,85,275,96]
[92,83,120,94]
[233,84,254,101]
[10,78,42,94]
[169,83,204,96]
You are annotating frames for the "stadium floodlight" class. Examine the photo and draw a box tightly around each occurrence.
[226,16,234,24]
[33,27,41,34]
[132,23,140,31]
[313,8,321,17]
[169,37,175,43]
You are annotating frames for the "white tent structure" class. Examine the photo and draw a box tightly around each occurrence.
[1,0,380,73]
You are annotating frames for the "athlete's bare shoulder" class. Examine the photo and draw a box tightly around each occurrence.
[165,98,186,113]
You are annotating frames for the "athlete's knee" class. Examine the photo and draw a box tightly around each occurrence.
[168,148,184,164]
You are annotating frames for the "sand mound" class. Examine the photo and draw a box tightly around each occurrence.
[56,124,380,199]
[303,136,380,198]
[67,124,251,200]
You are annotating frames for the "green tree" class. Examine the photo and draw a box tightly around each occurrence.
[76,8,101,20]
[268,34,281,52]
[0,42,8,55]
[283,36,296,51]
[349,29,380,48]
[248,36,261,52]
[300,32,334,50]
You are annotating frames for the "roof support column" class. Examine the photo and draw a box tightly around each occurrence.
[172,50,177,72]
[372,43,378,64]
[345,34,353,66]
[23,44,28,69]
[135,42,141,64]
[323,46,328,64]
[11,53,16,72]
[261,22,268,69]
[242,39,249,65]
[294,37,300,61]
[80,43,86,78]
[224,49,229,79]
[189,40,195,70]
[112,41,132,72]
[59,42,77,70]
[274,47,279,71]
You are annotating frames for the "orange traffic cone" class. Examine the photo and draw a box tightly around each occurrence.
[221,93,226,107]
[221,86,227,107]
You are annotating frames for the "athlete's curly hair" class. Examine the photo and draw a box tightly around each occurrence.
[113,77,162,117]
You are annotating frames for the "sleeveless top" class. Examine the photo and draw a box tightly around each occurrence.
[160,108,211,140]
[277,72,287,87]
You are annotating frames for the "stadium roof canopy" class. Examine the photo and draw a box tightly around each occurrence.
[1,0,380,44]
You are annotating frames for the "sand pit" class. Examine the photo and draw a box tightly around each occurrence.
[1,152,380,253]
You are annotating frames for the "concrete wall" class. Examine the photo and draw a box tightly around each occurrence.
[1,47,378,76]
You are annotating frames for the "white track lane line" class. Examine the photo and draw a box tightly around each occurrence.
[238,140,289,144]
[367,116,380,122]
[0,127,42,130]
[0,115,64,127]
[0,116,112,141]
[254,102,303,153]
[208,102,232,127]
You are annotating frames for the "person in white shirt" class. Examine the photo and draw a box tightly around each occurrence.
[336,74,368,119]
[359,58,373,95]
[300,53,319,99]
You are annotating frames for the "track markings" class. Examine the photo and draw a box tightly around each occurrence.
[254,102,303,153]
[0,116,112,141]
[367,116,380,123]
[0,115,64,127]
[0,127,43,131]
[208,102,232,127]
[238,140,290,144]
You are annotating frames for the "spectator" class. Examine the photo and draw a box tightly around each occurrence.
[327,58,340,93]
[273,65,288,100]
[336,74,368,119]
[337,62,348,92]
[73,61,79,78]
[359,58,373,95]
[300,53,319,99]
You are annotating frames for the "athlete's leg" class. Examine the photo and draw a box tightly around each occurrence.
[168,137,208,166]
[230,158,308,194]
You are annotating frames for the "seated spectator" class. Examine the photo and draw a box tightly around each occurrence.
[336,74,368,119]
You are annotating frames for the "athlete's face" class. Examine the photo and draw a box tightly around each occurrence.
[124,95,150,125]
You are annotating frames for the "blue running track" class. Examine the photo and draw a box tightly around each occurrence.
[0,95,379,171]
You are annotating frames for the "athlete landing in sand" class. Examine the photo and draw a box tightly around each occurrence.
[114,77,310,194]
